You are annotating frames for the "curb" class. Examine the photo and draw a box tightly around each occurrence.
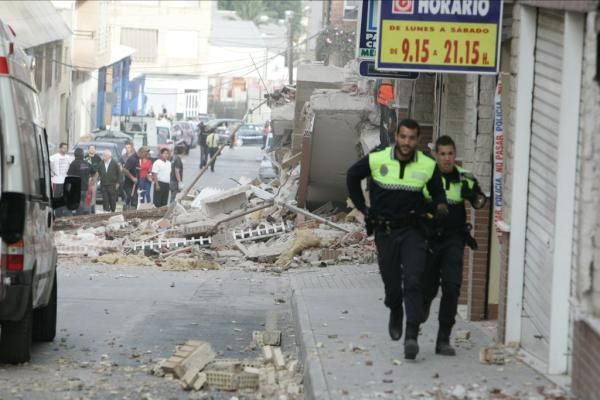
[290,288,331,400]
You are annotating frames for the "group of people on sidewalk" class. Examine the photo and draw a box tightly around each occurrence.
[50,142,185,216]
[347,118,485,361]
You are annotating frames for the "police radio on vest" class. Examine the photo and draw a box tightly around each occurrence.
[417,0,491,17]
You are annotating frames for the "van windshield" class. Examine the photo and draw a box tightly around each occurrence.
[157,127,169,144]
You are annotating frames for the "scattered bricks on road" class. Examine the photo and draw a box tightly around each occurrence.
[454,329,471,341]
[192,372,207,391]
[237,371,260,390]
[320,248,341,261]
[181,367,202,389]
[263,330,282,346]
[174,341,216,378]
[287,360,298,373]
[206,370,237,391]
[263,345,274,363]
[273,347,286,370]
[479,345,506,365]
[295,219,320,230]
[252,331,264,347]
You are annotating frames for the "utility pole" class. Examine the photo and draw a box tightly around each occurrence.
[285,10,294,85]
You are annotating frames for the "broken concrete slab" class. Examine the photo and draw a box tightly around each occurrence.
[272,347,285,370]
[200,185,250,217]
[173,341,216,378]
[192,372,207,391]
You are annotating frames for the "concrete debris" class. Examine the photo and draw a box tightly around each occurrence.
[155,330,302,397]
[57,152,374,276]
[479,344,506,365]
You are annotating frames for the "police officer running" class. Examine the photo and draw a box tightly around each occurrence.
[346,118,448,360]
[422,135,486,356]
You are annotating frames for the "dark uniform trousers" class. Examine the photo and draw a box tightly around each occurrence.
[374,226,428,326]
[423,231,465,327]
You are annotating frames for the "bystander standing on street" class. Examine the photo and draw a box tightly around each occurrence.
[67,148,96,215]
[422,135,487,356]
[84,144,102,172]
[206,130,219,172]
[97,149,120,212]
[152,148,171,207]
[198,121,208,168]
[50,142,73,217]
[138,147,153,204]
[346,118,447,360]
[169,147,184,204]
[122,144,140,210]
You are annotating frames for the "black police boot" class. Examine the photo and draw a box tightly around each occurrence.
[404,323,420,360]
[388,308,403,341]
[435,325,456,356]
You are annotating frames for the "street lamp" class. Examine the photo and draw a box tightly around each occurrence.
[285,10,294,85]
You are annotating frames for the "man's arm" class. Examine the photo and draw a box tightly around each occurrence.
[346,155,371,215]
[426,165,447,212]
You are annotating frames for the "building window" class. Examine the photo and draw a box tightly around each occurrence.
[45,46,53,89]
[55,45,62,83]
[343,0,359,20]
[120,28,158,62]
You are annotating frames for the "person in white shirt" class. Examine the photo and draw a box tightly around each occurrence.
[151,148,172,207]
[49,142,73,216]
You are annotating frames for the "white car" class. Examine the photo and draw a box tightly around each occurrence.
[0,21,80,363]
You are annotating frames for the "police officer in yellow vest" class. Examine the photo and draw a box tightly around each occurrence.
[346,118,448,360]
[422,135,486,356]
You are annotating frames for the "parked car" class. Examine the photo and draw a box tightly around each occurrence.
[215,126,232,145]
[91,130,132,148]
[0,21,81,364]
[205,118,243,133]
[237,124,263,146]
[171,121,196,153]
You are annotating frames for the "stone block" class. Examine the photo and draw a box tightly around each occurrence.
[200,185,249,217]
[174,342,216,379]
[192,372,207,391]
[272,347,286,370]
[181,366,201,389]
[263,330,282,346]
[263,345,273,362]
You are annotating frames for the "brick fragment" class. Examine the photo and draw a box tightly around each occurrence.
[192,372,207,391]
[174,342,216,379]
[273,347,285,369]
[263,345,273,362]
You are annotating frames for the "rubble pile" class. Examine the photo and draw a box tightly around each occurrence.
[152,331,302,398]
[55,160,373,273]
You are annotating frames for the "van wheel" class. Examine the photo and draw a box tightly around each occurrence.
[33,274,57,342]
[0,296,32,364]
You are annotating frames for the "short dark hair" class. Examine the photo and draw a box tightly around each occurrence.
[74,148,84,158]
[435,135,456,151]
[397,118,421,136]
[59,142,68,148]
[160,148,170,154]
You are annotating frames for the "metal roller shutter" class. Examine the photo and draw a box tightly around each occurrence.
[521,8,564,364]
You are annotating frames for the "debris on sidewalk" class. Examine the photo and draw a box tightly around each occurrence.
[479,344,506,365]
[154,330,302,397]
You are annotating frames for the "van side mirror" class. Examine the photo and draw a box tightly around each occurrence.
[52,176,81,210]
[0,193,26,244]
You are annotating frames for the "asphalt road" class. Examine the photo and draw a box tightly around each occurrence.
[0,264,294,399]
[181,144,265,190]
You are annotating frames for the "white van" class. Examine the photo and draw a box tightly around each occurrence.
[0,22,79,363]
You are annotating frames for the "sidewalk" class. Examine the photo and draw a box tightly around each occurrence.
[290,264,564,400]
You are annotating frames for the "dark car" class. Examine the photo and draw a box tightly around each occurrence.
[92,130,132,147]
[237,124,263,146]
[171,121,196,153]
